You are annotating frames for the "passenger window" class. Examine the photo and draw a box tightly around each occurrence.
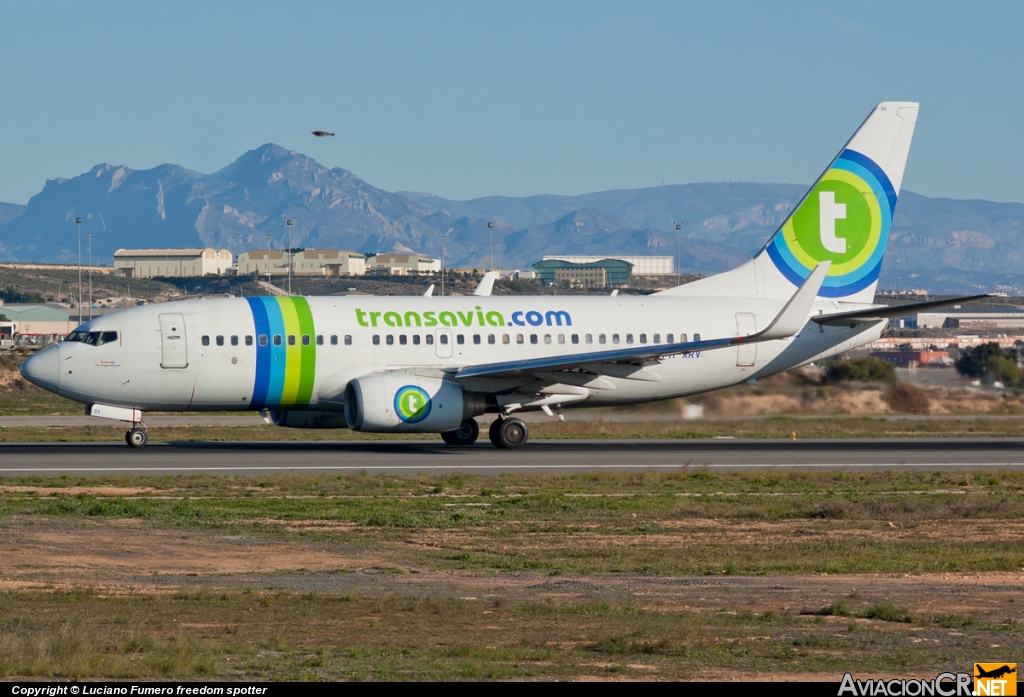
[413,335,421,345]
[626,334,633,344]
[585,334,593,344]
[386,335,394,345]
[341,336,349,346]
[599,334,606,344]
[666,333,674,343]
[372,335,380,345]
[612,334,620,344]
[571,334,579,344]
[316,335,323,345]
[202,336,210,346]
[273,335,282,346]
[639,334,647,344]
[502,334,510,344]
[558,334,565,344]
[530,334,538,344]
[231,335,239,346]
[694,333,701,341]
[302,334,311,345]
[653,334,660,344]
[288,335,296,346]
[680,333,687,342]
[399,335,407,345]
[427,335,435,345]
[258,335,267,347]
[487,334,495,344]
[473,334,481,345]
[457,335,465,345]
[216,335,224,346]
[542,334,550,344]
[439,334,448,345]
[246,335,254,346]
[516,334,524,344]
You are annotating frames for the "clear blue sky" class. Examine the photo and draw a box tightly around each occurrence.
[1,1,1022,205]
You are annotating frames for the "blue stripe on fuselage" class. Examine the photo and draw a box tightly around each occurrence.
[246,297,272,408]
[263,298,287,405]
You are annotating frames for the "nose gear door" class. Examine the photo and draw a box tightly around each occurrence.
[159,313,188,368]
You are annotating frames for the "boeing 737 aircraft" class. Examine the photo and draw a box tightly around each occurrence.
[21,102,971,448]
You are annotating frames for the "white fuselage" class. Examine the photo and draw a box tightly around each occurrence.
[27,294,884,415]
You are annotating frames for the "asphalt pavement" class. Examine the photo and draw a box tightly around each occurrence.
[1,438,1024,475]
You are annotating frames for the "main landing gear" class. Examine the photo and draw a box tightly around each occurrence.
[440,417,530,448]
[125,425,149,448]
[489,417,528,449]
[441,418,480,446]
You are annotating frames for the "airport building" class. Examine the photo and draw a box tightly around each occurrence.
[540,255,674,276]
[236,249,367,276]
[0,302,73,347]
[366,254,441,275]
[532,258,635,287]
[113,249,233,278]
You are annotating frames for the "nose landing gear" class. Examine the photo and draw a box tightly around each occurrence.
[489,417,528,449]
[125,425,148,448]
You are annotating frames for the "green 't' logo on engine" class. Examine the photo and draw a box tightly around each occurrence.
[394,385,431,423]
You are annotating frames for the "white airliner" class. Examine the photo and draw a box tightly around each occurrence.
[20,102,977,448]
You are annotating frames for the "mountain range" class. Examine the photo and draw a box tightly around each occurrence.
[1,143,1023,294]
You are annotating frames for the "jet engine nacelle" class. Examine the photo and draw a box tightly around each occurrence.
[269,410,349,429]
[344,373,485,433]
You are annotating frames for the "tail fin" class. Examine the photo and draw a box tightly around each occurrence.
[663,102,919,304]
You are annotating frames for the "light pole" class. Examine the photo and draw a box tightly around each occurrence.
[440,235,446,297]
[487,221,494,271]
[284,217,295,295]
[266,235,272,295]
[75,217,82,324]
[87,232,93,320]
[673,221,683,287]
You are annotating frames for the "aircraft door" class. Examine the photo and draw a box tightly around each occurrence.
[159,313,189,369]
[435,329,452,358]
[735,312,756,367]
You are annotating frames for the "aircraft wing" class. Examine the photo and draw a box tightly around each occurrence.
[455,263,828,380]
[812,293,990,327]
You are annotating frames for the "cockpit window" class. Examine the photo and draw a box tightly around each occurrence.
[64,330,118,346]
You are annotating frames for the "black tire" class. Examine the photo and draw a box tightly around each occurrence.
[488,418,503,447]
[126,428,148,448]
[441,418,479,446]
[495,418,528,449]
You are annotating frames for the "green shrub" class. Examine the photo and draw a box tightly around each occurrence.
[956,343,1022,387]
[885,383,931,414]
[823,357,896,385]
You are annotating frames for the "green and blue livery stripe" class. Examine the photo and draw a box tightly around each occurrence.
[245,297,317,409]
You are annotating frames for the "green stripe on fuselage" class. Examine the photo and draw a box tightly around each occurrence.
[294,297,316,407]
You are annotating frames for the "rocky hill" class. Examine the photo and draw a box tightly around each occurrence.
[2,144,1023,293]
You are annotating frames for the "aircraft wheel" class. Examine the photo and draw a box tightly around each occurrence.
[126,427,148,448]
[441,418,479,446]
[488,418,503,447]
[494,417,528,449]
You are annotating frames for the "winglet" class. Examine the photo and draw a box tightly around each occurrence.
[750,262,829,341]
[473,271,498,297]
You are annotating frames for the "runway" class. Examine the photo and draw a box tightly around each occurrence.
[2,438,1024,475]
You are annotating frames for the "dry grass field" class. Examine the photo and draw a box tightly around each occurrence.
[1,471,1022,680]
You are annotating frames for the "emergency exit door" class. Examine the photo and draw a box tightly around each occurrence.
[159,313,188,369]
[735,313,756,367]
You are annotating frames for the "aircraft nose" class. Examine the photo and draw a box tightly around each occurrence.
[20,344,60,392]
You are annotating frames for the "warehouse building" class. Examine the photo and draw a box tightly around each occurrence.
[0,302,73,347]
[366,254,440,275]
[236,249,366,276]
[114,248,233,278]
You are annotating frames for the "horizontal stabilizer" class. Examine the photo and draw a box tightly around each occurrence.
[812,294,990,326]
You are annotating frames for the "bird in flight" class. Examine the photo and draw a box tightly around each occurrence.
[312,131,335,137]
